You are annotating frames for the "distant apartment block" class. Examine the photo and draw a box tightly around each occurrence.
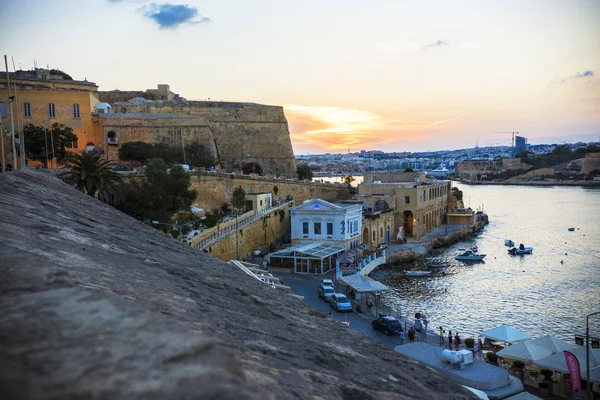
[515,136,527,155]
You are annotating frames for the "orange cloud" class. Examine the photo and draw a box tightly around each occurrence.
[285,104,464,153]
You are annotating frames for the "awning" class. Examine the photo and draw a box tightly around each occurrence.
[339,273,390,293]
[266,242,345,262]
[533,347,600,378]
[527,335,576,354]
[504,392,543,400]
[480,324,531,344]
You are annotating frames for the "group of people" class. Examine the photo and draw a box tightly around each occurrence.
[398,326,418,344]
[438,327,462,350]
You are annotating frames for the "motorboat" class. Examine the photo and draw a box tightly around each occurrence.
[508,247,533,255]
[404,270,432,276]
[504,239,514,247]
[568,227,575,232]
[455,250,486,261]
[426,257,447,268]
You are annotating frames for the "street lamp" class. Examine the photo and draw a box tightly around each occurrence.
[586,311,600,399]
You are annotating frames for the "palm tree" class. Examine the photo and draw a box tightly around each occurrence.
[62,151,123,199]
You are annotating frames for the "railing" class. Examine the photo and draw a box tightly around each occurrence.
[192,201,293,250]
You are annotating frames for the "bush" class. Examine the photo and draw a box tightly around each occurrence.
[464,338,475,349]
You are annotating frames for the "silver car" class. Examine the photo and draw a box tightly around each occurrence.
[330,293,352,312]
[318,285,335,302]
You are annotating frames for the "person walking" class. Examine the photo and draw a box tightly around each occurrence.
[408,327,415,343]
[454,332,461,351]
[439,327,445,347]
[399,328,405,344]
[448,330,453,349]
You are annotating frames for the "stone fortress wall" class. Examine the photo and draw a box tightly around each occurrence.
[98,86,297,178]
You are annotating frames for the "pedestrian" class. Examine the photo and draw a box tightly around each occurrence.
[448,330,453,349]
[478,337,484,356]
[408,327,415,343]
[400,329,405,344]
[445,226,448,235]
[414,319,422,334]
[455,332,461,351]
[439,326,445,346]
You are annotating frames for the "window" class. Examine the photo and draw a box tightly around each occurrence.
[0,102,5,118]
[70,139,78,149]
[302,222,309,235]
[48,103,56,118]
[354,221,358,233]
[24,102,31,117]
[405,196,410,204]
[73,103,80,118]
[327,222,333,235]
[314,222,321,235]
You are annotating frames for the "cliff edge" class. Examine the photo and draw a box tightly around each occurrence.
[0,171,476,400]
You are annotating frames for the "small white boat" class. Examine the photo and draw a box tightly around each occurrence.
[504,239,514,247]
[508,247,533,255]
[426,257,447,268]
[455,250,486,261]
[404,270,432,276]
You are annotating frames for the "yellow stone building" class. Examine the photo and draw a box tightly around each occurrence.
[358,172,451,240]
[0,69,101,169]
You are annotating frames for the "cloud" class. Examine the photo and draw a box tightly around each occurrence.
[422,40,449,50]
[575,70,594,78]
[553,70,595,84]
[143,3,210,29]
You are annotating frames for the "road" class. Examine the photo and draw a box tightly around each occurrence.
[274,271,444,350]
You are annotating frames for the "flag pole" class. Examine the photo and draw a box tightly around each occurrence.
[4,55,18,169]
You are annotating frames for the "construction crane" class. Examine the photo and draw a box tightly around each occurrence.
[493,131,518,157]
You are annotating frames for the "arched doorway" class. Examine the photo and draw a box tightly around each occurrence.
[362,227,370,245]
[403,210,414,237]
[242,162,263,175]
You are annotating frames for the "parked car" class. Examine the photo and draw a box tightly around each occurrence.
[330,293,352,312]
[318,285,335,302]
[371,316,402,335]
[111,165,131,172]
[172,164,190,171]
[320,279,333,288]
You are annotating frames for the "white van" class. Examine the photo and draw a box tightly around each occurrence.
[172,164,190,171]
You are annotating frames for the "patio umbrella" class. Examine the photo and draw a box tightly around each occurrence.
[527,335,576,354]
[480,324,531,344]
[497,342,553,362]
[504,392,543,400]
[533,347,600,375]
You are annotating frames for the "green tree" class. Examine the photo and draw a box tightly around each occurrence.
[118,142,181,165]
[341,175,355,187]
[186,142,215,168]
[296,163,313,180]
[23,123,78,167]
[49,69,73,80]
[231,186,246,212]
[123,158,197,224]
[61,151,123,199]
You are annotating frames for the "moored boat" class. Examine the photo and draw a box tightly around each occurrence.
[426,257,447,268]
[504,239,514,247]
[508,247,533,255]
[404,270,432,276]
[455,250,486,261]
[568,227,575,231]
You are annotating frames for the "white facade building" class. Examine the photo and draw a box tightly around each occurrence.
[290,199,363,250]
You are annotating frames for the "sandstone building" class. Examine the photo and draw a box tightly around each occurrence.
[0,68,101,169]
[97,85,297,178]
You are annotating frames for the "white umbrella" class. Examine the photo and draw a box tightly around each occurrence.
[504,392,543,400]
[497,342,553,362]
[527,335,575,354]
[481,324,531,344]
[533,347,600,374]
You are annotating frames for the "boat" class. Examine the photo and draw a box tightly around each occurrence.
[455,250,486,261]
[508,247,533,255]
[504,239,514,247]
[426,257,447,268]
[471,245,478,252]
[568,227,575,232]
[404,270,432,276]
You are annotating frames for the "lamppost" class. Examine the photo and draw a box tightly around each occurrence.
[586,311,600,399]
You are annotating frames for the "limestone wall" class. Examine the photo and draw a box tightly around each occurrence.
[582,153,600,174]
[207,207,292,262]
[190,172,350,212]
[98,98,297,178]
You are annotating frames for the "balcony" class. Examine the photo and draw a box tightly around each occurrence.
[107,137,119,145]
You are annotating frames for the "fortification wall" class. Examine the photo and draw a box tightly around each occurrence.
[207,207,292,262]
[189,172,351,211]
[582,153,600,174]
[100,99,296,177]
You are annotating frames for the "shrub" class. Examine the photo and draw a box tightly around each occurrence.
[464,338,475,349]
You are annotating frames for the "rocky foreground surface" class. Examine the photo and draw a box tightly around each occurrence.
[0,171,476,399]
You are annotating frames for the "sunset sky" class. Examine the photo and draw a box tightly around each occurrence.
[1,0,598,154]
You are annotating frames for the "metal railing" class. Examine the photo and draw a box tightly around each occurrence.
[193,200,293,250]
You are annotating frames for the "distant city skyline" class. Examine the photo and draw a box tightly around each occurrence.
[1,0,598,153]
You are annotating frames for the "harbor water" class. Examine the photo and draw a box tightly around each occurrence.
[370,183,600,341]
